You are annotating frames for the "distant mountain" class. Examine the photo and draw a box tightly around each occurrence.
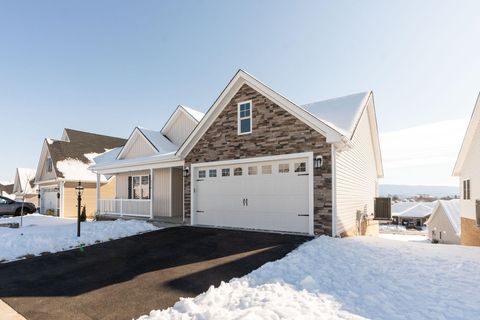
[379,184,459,198]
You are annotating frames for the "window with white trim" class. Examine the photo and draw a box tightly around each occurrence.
[463,179,471,200]
[222,168,230,177]
[294,162,307,173]
[209,169,217,178]
[238,101,252,135]
[198,170,206,178]
[132,175,150,199]
[234,167,243,176]
[46,158,53,173]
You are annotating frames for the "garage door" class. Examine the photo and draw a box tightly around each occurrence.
[41,189,58,215]
[192,155,312,234]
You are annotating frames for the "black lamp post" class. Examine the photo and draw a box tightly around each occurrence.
[75,181,84,237]
[37,187,41,213]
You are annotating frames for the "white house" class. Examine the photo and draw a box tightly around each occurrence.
[12,168,38,206]
[453,93,480,246]
[426,199,461,244]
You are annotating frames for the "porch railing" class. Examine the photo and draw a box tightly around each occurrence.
[98,199,151,218]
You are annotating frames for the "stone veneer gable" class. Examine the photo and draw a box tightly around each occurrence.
[184,84,333,235]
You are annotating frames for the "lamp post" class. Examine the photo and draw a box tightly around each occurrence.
[75,181,84,237]
[37,186,41,213]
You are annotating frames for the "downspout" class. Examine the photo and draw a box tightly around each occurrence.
[331,144,337,237]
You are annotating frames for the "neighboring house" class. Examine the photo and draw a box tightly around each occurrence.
[0,182,14,199]
[12,168,38,206]
[391,201,436,227]
[34,129,126,218]
[426,199,461,244]
[453,93,480,246]
[90,105,204,220]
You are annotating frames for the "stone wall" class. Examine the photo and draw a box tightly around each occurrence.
[184,84,333,235]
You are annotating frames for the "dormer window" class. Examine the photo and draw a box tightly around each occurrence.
[238,101,252,135]
[46,158,53,173]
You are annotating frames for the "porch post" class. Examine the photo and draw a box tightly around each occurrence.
[150,168,154,219]
[96,173,101,215]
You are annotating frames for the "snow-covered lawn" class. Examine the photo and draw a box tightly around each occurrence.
[378,233,429,242]
[0,214,158,263]
[139,236,480,320]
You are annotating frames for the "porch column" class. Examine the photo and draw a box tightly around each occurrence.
[96,173,101,214]
[150,168,154,219]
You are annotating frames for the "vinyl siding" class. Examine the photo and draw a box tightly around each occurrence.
[171,167,183,217]
[427,206,460,244]
[459,121,480,220]
[120,133,156,160]
[164,112,197,146]
[116,170,150,199]
[335,102,379,236]
[37,149,57,182]
[63,182,97,219]
[153,168,171,217]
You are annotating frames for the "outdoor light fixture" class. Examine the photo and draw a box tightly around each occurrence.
[183,166,190,177]
[75,181,84,237]
[314,155,323,169]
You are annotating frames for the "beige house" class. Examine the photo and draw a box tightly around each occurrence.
[90,106,204,220]
[12,168,38,206]
[35,129,126,218]
[453,93,480,246]
[426,200,461,244]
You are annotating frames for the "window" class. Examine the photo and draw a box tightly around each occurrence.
[248,166,257,175]
[198,170,206,178]
[209,169,217,178]
[294,162,307,173]
[132,175,150,199]
[234,167,243,176]
[238,101,252,134]
[463,179,471,200]
[222,168,230,177]
[46,158,53,173]
[261,165,272,174]
[278,163,289,173]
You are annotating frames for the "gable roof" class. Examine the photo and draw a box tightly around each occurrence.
[176,69,383,177]
[426,199,461,235]
[116,127,178,160]
[37,129,126,181]
[392,201,436,218]
[453,92,480,175]
[13,168,36,194]
[161,105,204,135]
[0,183,14,195]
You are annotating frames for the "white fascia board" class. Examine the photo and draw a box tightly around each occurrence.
[116,127,158,160]
[177,70,344,158]
[366,94,384,178]
[91,158,184,175]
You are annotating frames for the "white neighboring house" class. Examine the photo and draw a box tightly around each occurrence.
[391,201,436,227]
[90,105,204,221]
[426,199,461,244]
[12,168,38,206]
[453,93,480,246]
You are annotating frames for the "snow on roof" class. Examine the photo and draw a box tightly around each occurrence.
[16,168,36,194]
[392,201,436,218]
[138,127,179,153]
[93,147,122,166]
[57,152,109,182]
[181,105,205,122]
[429,199,461,235]
[301,92,370,137]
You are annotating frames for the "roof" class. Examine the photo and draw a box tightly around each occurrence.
[301,92,370,138]
[453,92,480,175]
[0,183,14,195]
[137,127,178,153]
[426,199,461,235]
[161,105,204,136]
[182,105,205,122]
[44,129,126,180]
[14,168,36,194]
[392,201,436,218]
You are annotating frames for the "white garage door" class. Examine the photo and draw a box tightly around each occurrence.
[192,155,312,234]
[41,189,58,214]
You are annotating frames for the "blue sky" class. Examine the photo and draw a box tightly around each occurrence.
[1,0,479,186]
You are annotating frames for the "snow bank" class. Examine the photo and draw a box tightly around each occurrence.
[139,236,480,320]
[0,214,158,262]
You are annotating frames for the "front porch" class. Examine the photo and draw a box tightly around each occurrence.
[98,198,152,218]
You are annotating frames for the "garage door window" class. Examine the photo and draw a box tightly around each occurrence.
[209,169,217,178]
[198,170,206,178]
[261,165,272,174]
[248,166,257,175]
[294,162,306,173]
[222,168,230,177]
[234,167,243,176]
[279,164,289,173]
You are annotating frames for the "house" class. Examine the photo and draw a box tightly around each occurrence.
[91,70,383,237]
[426,199,460,244]
[12,168,38,206]
[0,182,14,199]
[34,129,126,218]
[391,201,436,227]
[453,93,480,246]
[90,105,204,220]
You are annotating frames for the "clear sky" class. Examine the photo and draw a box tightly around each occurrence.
[1,0,479,186]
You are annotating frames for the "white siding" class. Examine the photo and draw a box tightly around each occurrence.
[119,133,156,160]
[163,112,197,146]
[37,149,57,182]
[335,102,379,235]
[459,122,480,220]
[171,167,183,217]
[427,206,460,244]
[153,168,171,217]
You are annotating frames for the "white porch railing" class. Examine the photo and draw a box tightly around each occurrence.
[98,199,151,218]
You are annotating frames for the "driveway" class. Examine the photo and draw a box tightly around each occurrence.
[0,226,310,320]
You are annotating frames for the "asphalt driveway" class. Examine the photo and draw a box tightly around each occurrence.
[0,226,310,320]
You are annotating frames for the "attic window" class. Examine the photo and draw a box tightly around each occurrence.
[238,101,252,135]
[46,158,53,173]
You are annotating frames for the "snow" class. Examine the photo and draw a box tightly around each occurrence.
[181,105,205,122]
[57,158,104,182]
[139,236,480,320]
[0,214,158,263]
[427,199,461,235]
[92,147,122,165]
[377,233,429,242]
[137,127,179,153]
[301,92,369,137]
[15,168,36,194]
[392,202,436,218]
